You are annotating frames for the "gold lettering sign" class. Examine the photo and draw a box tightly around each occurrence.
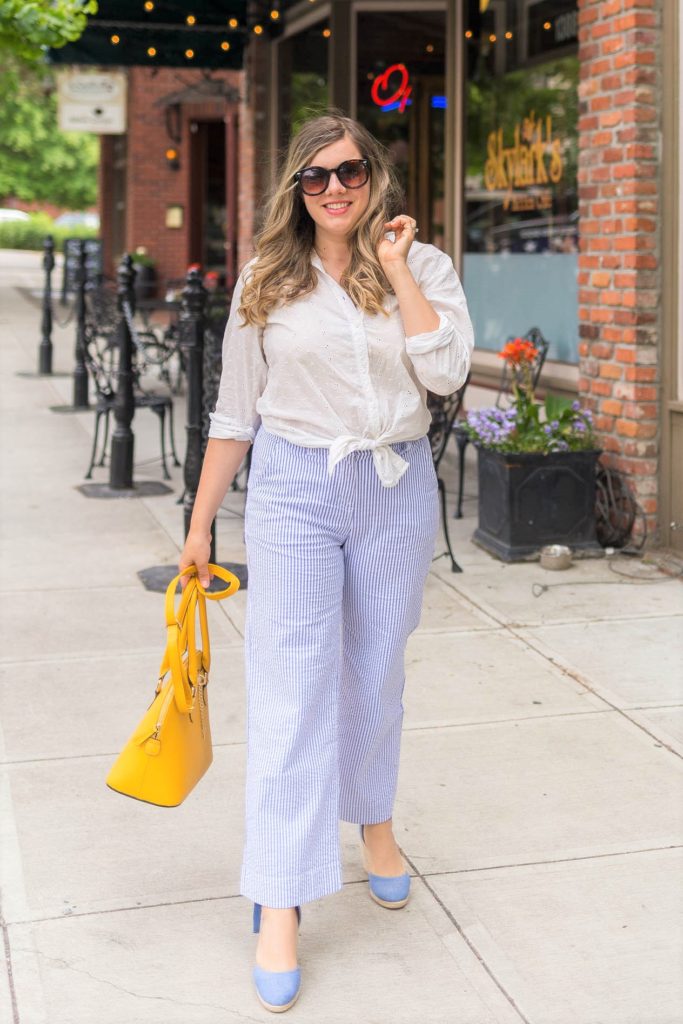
[484,112,563,211]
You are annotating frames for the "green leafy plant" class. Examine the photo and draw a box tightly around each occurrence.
[0,213,97,251]
[0,1,97,63]
[0,57,99,209]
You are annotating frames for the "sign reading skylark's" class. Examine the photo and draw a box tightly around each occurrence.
[57,71,127,134]
[484,112,563,212]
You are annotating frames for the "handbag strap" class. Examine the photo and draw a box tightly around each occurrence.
[160,564,241,713]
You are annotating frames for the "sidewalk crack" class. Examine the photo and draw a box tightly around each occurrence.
[11,946,263,1023]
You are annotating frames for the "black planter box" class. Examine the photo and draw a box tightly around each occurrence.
[473,447,603,562]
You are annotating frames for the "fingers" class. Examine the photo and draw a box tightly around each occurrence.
[178,559,193,590]
[384,215,418,234]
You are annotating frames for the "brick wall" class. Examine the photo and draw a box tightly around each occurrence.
[577,0,662,540]
[101,65,257,287]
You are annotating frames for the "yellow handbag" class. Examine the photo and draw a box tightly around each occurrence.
[106,563,240,807]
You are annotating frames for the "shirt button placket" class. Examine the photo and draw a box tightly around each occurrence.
[353,310,381,435]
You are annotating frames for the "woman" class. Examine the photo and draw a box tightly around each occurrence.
[179,111,474,1012]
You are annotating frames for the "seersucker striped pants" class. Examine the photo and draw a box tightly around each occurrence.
[240,428,439,908]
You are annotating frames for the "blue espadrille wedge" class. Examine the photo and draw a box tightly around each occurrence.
[252,903,302,1013]
[359,824,411,909]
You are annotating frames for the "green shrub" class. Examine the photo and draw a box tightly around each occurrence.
[0,214,98,252]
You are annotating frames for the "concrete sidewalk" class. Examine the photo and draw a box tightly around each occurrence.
[1,249,682,1024]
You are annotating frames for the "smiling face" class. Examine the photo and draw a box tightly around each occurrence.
[300,134,371,249]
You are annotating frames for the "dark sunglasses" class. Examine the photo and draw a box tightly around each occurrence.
[293,158,370,196]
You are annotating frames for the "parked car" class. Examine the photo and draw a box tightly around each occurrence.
[0,208,30,223]
[465,190,578,254]
[53,211,100,230]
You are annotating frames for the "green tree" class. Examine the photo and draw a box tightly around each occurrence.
[0,57,99,209]
[0,1,97,63]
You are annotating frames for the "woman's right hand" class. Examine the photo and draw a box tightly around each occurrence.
[179,529,212,589]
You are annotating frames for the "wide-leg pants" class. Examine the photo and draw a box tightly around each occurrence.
[240,428,439,908]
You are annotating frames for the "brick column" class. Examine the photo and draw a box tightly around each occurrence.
[577,0,662,542]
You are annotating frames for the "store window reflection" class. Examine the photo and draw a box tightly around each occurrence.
[277,20,330,149]
[464,0,579,363]
[356,10,446,247]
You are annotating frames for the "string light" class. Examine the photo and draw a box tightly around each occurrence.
[228,17,238,27]
[543,20,551,29]
[185,48,194,58]
[465,29,473,39]
[110,34,120,44]
[253,24,263,34]
[186,14,196,25]
[220,40,230,51]
[144,1,154,10]
[425,43,434,53]
[270,8,280,19]
[505,30,513,39]
[489,33,497,41]
[147,46,156,56]
[322,27,331,38]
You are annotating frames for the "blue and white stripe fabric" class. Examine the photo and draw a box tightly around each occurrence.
[240,428,439,908]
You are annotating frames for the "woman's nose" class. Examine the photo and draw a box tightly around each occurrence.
[325,171,346,193]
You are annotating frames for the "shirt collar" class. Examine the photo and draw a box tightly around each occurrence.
[310,248,324,273]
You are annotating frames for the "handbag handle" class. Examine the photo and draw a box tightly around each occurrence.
[160,564,241,713]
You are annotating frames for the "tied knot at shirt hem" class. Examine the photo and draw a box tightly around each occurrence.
[327,435,410,488]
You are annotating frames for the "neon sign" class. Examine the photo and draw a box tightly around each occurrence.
[370,64,412,113]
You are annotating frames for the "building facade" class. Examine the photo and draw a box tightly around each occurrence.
[58,0,680,550]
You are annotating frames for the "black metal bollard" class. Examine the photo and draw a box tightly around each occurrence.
[109,254,137,490]
[38,235,55,374]
[72,240,89,408]
[179,268,215,560]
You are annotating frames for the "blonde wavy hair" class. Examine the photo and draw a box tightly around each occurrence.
[238,111,404,327]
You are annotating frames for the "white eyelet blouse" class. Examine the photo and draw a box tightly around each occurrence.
[208,238,475,487]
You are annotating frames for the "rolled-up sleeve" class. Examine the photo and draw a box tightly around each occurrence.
[208,262,267,443]
[404,247,474,396]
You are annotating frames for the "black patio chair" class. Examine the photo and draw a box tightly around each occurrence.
[82,299,181,481]
[426,373,471,573]
[452,326,550,519]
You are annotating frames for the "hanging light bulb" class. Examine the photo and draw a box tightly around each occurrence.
[186,14,196,25]
[147,46,157,56]
[221,40,231,51]
[253,24,264,35]
[185,48,195,58]
[228,17,238,28]
[144,1,154,10]
[110,34,120,44]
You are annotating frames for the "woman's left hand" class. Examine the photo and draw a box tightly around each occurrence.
[378,214,418,272]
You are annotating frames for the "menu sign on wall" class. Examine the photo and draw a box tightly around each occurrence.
[484,112,563,212]
[57,71,127,134]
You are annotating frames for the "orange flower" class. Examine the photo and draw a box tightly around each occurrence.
[498,338,539,366]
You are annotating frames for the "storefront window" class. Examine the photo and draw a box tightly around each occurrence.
[464,0,579,363]
[356,10,446,247]
[277,20,329,150]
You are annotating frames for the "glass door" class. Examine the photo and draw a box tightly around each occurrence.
[354,7,446,246]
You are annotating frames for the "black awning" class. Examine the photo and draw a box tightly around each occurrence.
[47,1,253,70]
